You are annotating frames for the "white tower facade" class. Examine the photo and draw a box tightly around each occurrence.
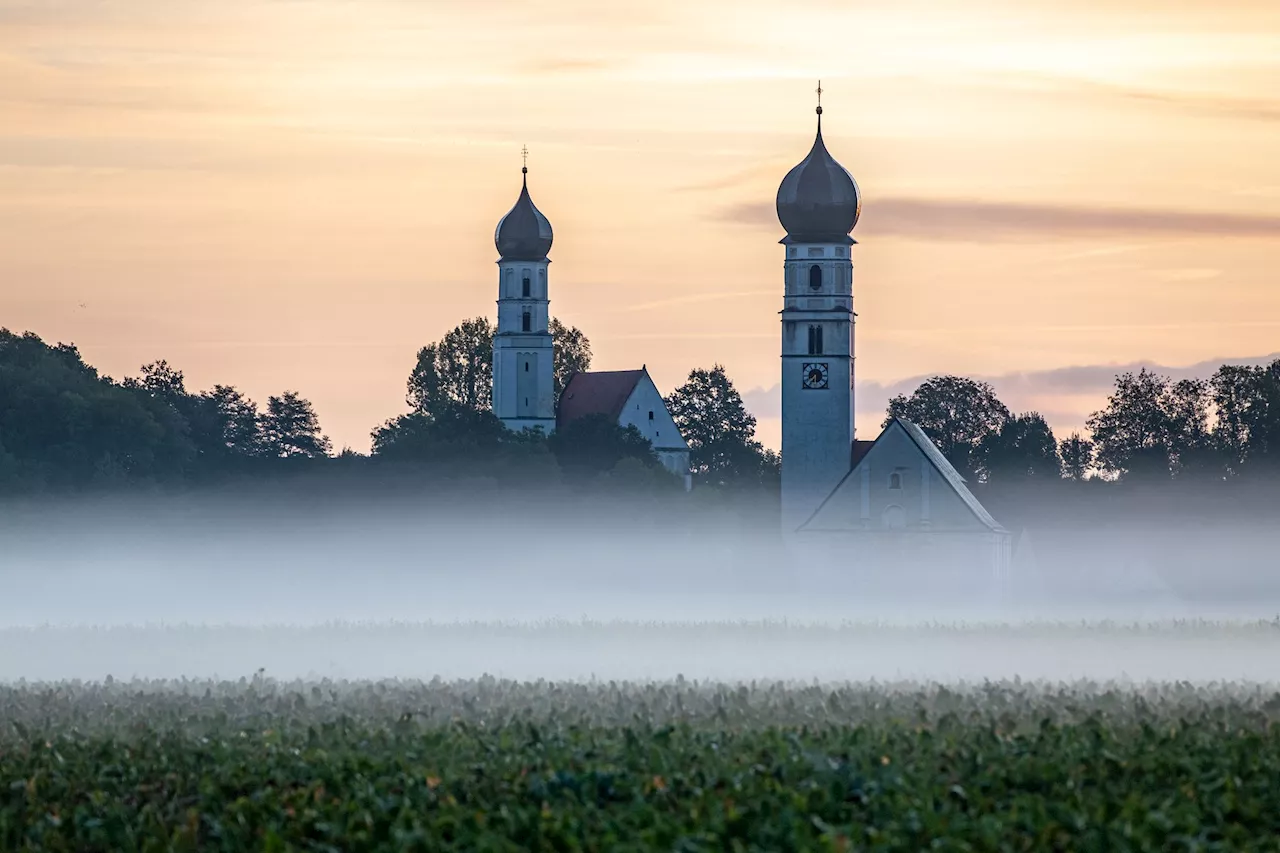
[492,165,557,434]
[776,97,862,531]
[780,239,856,530]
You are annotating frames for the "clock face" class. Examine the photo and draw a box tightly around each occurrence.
[802,362,829,390]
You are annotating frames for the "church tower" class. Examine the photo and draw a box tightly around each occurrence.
[776,89,862,531]
[492,158,557,434]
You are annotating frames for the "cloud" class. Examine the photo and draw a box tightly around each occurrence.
[718,198,1280,242]
[740,352,1280,420]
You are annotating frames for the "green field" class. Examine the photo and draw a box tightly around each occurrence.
[4,676,1280,851]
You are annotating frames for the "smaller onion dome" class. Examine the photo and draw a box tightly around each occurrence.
[495,167,553,261]
[775,106,861,243]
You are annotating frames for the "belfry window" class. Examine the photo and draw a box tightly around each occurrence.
[807,325,823,355]
[889,472,902,490]
[809,264,823,289]
[522,277,531,297]
[522,311,531,332]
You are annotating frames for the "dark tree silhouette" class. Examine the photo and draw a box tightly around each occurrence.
[549,413,658,479]
[885,376,1010,480]
[1058,432,1095,481]
[1209,360,1280,473]
[407,318,494,415]
[202,385,264,457]
[664,364,772,488]
[406,317,592,417]
[980,412,1060,482]
[0,330,195,489]
[1086,369,1215,480]
[262,391,331,458]
[549,318,592,404]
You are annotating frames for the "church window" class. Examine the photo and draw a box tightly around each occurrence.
[524,361,529,372]
[807,325,823,355]
[522,277,531,297]
[809,264,822,289]
[522,311,531,332]
[648,411,654,420]
[889,472,902,490]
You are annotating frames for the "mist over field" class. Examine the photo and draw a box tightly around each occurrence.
[3,490,1279,686]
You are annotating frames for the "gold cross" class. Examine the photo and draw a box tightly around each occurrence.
[521,144,528,169]
[816,80,822,107]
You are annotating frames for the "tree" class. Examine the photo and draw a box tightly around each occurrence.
[664,364,772,488]
[202,385,264,457]
[1059,432,1095,481]
[125,359,187,402]
[372,403,514,459]
[1209,360,1280,473]
[980,412,1060,481]
[885,376,1011,480]
[1085,369,1216,480]
[550,318,592,403]
[262,391,331,458]
[407,318,494,416]
[548,413,658,479]
[0,330,195,489]
[405,317,592,417]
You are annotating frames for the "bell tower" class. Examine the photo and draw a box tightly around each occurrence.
[492,153,557,435]
[776,86,861,531]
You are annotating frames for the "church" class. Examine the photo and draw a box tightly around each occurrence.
[772,94,1012,586]
[488,162,694,490]
[482,93,1010,582]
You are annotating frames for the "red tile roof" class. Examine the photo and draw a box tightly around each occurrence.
[557,369,646,429]
[850,439,875,468]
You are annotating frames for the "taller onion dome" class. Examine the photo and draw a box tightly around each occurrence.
[775,105,861,243]
[495,166,554,261]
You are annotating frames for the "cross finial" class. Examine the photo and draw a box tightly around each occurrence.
[816,80,823,106]
[521,144,528,174]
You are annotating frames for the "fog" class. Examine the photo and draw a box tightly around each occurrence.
[3,491,1279,686]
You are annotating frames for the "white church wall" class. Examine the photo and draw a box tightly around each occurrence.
[616,373,691,487]
[805,424,985,533]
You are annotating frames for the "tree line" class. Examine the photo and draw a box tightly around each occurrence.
[888,362,1280,485]
[4,320,1276,497]
[0,322,778,495]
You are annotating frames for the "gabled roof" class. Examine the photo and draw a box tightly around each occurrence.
[850,439,875,468]
[895,419,1005,532]
[798,418,1006,534]
[557,369,646,428]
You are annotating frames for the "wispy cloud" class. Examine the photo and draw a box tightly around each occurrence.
[718,198,1280,241]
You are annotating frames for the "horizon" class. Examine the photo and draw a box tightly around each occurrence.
[2,0,1278,453]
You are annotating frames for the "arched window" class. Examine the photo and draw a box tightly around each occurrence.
[522,277,531,297]
[809,264,822,290]
[882,505,906,529]
[889,472,902,490]
[522,311,531,332]
[807,325,823,355]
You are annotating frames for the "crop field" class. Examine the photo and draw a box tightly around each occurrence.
[3,620,1280,848]
[4,675,1280,850]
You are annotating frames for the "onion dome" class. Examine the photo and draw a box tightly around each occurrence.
[495,166,553,261]
[775,105,861,243]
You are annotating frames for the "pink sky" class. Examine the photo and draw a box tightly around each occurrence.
[1,0,1278,451]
